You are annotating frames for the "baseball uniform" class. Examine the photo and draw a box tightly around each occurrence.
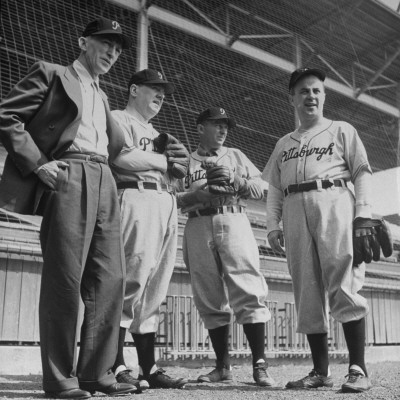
[263,119,372,334]
[178,146,270,329]
[111,109,177,334]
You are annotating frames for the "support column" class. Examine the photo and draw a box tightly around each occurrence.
[293,36,302,129]
[397,83,400,167]
[136,0,150,71]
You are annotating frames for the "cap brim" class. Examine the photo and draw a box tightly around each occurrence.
[289,69,325,91]
[202,116,236,128]
[142,80,175,95]
[90,31,131,49]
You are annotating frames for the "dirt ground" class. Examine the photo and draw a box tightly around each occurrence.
[1,361,399,400]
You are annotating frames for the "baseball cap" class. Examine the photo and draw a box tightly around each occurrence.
[128,69,175,95]
[196,107,236,128]
[82,17,131,49]
[288,68,326,91]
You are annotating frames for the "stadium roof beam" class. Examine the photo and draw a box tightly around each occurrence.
[355,45,400,98]
[108,0,399,117]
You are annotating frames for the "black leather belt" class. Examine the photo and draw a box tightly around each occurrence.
[284,179,347,197]
[188,205,245,218]
[59,152,108,165]
[117,181,169,191]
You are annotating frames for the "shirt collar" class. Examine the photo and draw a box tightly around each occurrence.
[72,60,100,88]
[197,144,224,157]
[123,109,153,130]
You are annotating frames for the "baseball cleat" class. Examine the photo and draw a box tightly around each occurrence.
[144,368,188,389]
[341,369,372,393]
[286,369,333,389]
[197,362,233,383]
[253,361,275,386]
[115,369,149,392]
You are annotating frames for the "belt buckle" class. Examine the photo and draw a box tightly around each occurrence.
[89,154,106,164]
[327,178,335,190]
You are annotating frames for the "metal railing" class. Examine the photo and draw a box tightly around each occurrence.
[158,295,348,360]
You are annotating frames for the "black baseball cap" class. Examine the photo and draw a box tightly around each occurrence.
[82,17,131,49]
[196,107,236,128]
[128,69,175,95]
[289,68,326,92]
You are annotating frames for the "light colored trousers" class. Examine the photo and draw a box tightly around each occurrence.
[118,188,177,333]
[183,212,270,330]
[282,187,369,334]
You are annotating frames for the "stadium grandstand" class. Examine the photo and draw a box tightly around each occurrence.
[0,0,399,368]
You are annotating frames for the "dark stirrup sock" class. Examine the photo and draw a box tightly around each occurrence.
[243,323,266,366]
[307,333,329,376]
[342,318,368,376]
[208,325,231,368]
[132,332,156,377]
[113,327,127,371]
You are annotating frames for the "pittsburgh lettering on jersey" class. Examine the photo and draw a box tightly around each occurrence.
[184,170,206,189]
[282,143,334,162]
[139,137,153,151]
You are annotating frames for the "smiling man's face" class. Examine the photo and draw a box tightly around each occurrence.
[290,75,326,122]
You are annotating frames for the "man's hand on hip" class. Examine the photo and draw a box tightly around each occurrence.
[35,160,69,189]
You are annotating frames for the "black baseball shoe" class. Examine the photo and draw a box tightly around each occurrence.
[341,369,372,393]
[115,369,149,392]
[286,369,333,389]
[197,362,233,383]
[253,361,275,387]
[143,368,188,389]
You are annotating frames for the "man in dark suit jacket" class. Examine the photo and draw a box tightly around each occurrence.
[0,17,136,399]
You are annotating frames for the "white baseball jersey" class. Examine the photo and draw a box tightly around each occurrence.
[111,109,177,334]
[178,146,265,208]
[111,109,170,184]
[263,120,372,334]
[263,120,371,192]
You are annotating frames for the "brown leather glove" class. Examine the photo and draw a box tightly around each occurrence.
[353,218,393,265]
[153,133,189,179]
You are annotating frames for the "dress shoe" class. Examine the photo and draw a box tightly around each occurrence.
[44,388,91,399]
[90,382,136,396]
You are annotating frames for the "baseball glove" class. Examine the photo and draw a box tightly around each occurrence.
[203,164,251,196]
[153,133,189,179]
[353,218,393,265]
[204,165,234,195]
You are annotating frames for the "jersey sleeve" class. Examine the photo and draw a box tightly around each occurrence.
[231,149,264,200]
[261,142,283,191]
[353,169,373,219]
[110,110,167,173]
[340,122,372,181]
[266,183,284,234]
